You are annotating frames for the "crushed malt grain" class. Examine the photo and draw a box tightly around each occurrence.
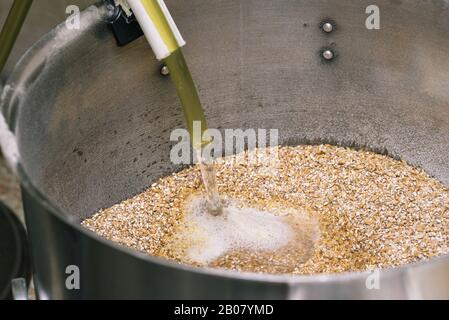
[82,145,449,275]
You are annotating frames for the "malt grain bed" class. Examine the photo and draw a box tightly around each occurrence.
[83,145,449,275]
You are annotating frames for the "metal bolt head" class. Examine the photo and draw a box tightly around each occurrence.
[160,65,170,76]
[322,22,333,33]
[322,49,334,60]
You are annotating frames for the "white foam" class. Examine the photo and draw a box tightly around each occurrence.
[183,197,294,264]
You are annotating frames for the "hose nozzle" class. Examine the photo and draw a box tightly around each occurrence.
[126,0,185,60]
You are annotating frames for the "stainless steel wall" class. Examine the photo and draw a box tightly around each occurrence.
[0,0,93,81]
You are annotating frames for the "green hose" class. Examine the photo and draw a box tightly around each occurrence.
[163,49,211,149]
[0,0,33,75]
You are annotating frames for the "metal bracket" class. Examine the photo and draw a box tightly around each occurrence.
[104,0,143,47]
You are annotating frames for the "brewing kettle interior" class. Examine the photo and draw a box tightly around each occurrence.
[4,0,448,299]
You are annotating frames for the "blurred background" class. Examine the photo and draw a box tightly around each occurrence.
[0,0,92,219]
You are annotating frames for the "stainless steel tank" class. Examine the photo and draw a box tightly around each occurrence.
[0,0,448,299]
